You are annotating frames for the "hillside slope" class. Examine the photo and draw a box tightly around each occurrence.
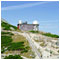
[1,18,35,59]
[1,18,59,59]
[1,18,17,31]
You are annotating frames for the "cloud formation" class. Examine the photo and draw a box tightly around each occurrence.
[2,1,51,11]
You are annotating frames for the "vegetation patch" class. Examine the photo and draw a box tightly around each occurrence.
[7,42,25,51]
[20,50,35,58]
[29,30,39,33]
[1,36,13,47]
[1,21,17,30]
[1,19,35,59]
[1,33,30,54]
[4,55,23,59]
[1,32,14,35]
[12,34,34,58]
[12,35,29,47]
[42,33,59,38]
[1,48,6,53]
[40,42,45,47]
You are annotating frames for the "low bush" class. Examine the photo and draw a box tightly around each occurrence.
[42,33,59,38]
[1,21,17,30]
[1,49,5,53]
[29,30,39,33]
[1,36,13,47]
[21,49,28,53]
[1,32,14,35]
[1,35,28,53]
[4,55,23,59]
[7,42,25,51]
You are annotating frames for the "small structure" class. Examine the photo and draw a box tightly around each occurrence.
[17,20,39,31]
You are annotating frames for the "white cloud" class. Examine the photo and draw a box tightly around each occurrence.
[1,1,52,11]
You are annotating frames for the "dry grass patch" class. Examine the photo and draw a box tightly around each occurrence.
[3,33,35,58]
[35,39,44,42]
[12,34,29,46]
[12,34,35,58]
[4,50,20,55]
[40,42,46,47]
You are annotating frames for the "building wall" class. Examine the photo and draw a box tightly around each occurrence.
[18,24,39,31]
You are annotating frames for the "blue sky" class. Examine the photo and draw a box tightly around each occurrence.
[1,1,59,35]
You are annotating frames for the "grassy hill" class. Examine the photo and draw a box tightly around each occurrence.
[29,30,59,38]
[1,18,35,59]
[1,18,17,31]
[1,18,59,59]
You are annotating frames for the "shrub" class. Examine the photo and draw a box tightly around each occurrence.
[1,36,13,47]
[21,49,28,53]
[1,21,17,30]
[4,55,23,59]
[1,32,14,35]
[50,50,53,54]
[42,33,59,38]
[7,42,25,51]
[29,30,39,33]
[1,49,5,53]
[25,46,30,49]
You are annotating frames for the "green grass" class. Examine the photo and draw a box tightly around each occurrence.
[1,31,29,54]
[7,42,24,50]
[1,31,35,58]
[1,35,29,54]
[1,35,29,53]
[29,30,39,33]
[1,48,6,53]
[21,49,28,53]
[1,32,14,35]
[1,21,17,30]
[42,33,59,38]
[1,36,13,47]
[1,31,13,53]
[7,42,28,53]
[4,55,23,59]
[29,30,59,38]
